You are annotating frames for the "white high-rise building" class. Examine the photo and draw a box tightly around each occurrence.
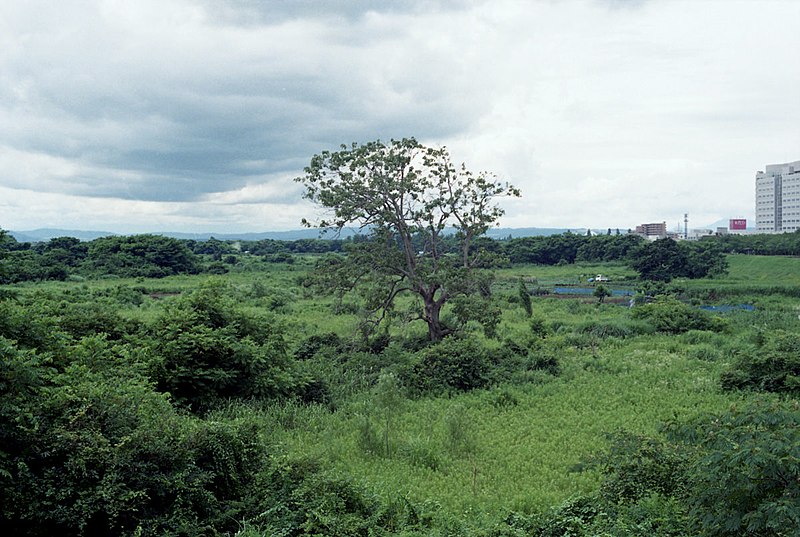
[755,160,800,233]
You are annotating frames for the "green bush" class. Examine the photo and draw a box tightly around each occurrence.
[244,457,434,536]
[490,339,561,381]
[294,331,344,360]
[593,432,687,504]
[0,339,266,536]
[0,298,63,352]
[404,337,490,395]
[450,295,502,339]
[631,298,721,334]
[51,300,136,341]
[666,400,800,537]
[146,284,297,411]
[720,330,800,395]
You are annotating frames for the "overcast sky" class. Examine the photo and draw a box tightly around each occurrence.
[1,0,798,234]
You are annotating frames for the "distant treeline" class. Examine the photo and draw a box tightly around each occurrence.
[1,228,799,283]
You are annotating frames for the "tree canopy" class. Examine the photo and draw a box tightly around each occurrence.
[296,138,520,341]
[630,238,728,282]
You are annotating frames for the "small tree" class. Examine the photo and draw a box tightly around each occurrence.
[593,284,611,304]
[296,138,519,341]
[518,278,533,317]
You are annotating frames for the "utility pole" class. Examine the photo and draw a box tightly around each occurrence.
[684,213,688,239]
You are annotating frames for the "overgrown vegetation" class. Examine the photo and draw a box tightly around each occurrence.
[1,225,799,535]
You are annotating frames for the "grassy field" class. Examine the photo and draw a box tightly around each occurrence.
[4,253,797,527]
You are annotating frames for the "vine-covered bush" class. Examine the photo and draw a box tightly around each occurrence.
[0,336,267,536]
[720,330,800,395]
[631,298,722,334]
[403,337,490,395]
[146,283,298,411]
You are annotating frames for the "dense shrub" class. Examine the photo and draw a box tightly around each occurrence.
[450,295,502,339]
[491,338,561,381]
[666,400,800,537]
[83,235,200,278]
[403,337,490,395]
[50,300,135,341]
[0,298,64,352]
[631,298,721,334]
[146,284,297,411]
[720,330,800,394]
[0,337,267,536]
[242,457,435,536]
[294,332,342,360]
[593,432,687,504]
[630,238,727,282]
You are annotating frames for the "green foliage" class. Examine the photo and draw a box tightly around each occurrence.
[0,336,267,536]
[294,331,344,360]
[84,234,200,278]
[630,238,727,282]
[404,337,490,395]
[6,243,800,534]
[518,278,532,317]
[667,400,800,537]
[534,496,604,537]
[206,261,229,274]
[592,432,687,504]
[243,457,435,536]
[592,284,611,303]
[631,298,720,334]
[0,249,69,283]
[491,337,561,381]
[52,299,135,341]
[450,294,502,338]
[296,138,519,341]
[147,283,297,411]
[721,330,800,395]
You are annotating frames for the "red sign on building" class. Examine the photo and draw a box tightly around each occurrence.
[729,219,747,230]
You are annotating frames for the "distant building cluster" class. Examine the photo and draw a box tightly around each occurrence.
[633,218,748,242]
[756,160,800,233]
[609,160,799,240]
[633,159,800,240]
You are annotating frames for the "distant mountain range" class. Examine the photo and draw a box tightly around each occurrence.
[8,226,575,243]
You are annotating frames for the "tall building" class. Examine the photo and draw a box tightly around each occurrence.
[634,222,667,238]
[756,160,800,233]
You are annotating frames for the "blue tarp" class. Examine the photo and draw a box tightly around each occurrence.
[552,287,634,297]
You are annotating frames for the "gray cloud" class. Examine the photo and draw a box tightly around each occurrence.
[1,0,486,203]
[1,0,799,233]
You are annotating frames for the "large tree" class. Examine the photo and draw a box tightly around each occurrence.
[629,238,727,282]
[296,138,519,341]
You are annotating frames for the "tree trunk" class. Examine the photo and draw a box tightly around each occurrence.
[423,291,446,341]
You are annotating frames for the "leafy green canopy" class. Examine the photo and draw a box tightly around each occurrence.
[147,283,297,412]
[630,238,728,282]
[296,138,520,340]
